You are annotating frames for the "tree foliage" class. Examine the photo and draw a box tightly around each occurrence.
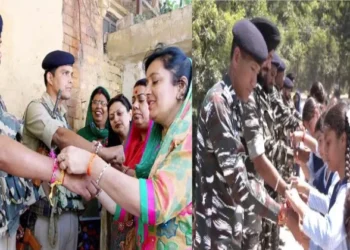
[193,0,350,113]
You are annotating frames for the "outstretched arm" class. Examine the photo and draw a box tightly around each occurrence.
[0,135,95,200]
[0,135,52,180]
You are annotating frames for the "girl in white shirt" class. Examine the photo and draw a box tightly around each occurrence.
[286,102,350,250]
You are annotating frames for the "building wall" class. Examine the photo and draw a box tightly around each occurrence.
[0,0,191,132]
[122,62,144,101]
[0,0,64,118]
[106,5,192,101]
[62,0,124,130]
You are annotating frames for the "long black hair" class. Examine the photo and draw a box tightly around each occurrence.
[107,94,132,147]
[323,102,350,180]
[309,81,327,105]
[324,102,350,239]
[302,97,319,122]
[134,78,147,88]
[143,43,192,98]
[345,190,350,239]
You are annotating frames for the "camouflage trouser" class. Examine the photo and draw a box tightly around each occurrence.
[233,206,262,250]
[260,185,280,250]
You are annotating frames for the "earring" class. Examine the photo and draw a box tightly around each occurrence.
[176,94,184,101]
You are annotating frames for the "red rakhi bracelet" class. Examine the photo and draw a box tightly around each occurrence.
[278,202,287,226]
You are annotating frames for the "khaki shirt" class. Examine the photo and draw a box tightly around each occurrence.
[22,92,79,202]
[23,92,69,151]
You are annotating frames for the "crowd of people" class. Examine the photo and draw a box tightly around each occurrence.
[0,15,192,250]
[1,10,350,250]
[194,17,350,250]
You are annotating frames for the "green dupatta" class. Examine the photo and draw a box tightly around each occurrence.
[78,86,110,143]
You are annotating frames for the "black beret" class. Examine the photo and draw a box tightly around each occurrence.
[284,77,294,89]
[271,52,280,68]
[232,19,268,64]
[42,50,75,71]
[278,59,286,72]
[0,15,3,35]
[251,17,280,52]
[286,72,295,82]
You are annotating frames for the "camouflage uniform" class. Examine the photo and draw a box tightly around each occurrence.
[283,94,301,120]
[270,86,301,179]
[271,87,301,128]
[22,92,84,249]
[241,84,294,250]
[0,98,38,243]
[194,76,280,250]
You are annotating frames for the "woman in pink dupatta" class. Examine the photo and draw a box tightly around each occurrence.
[108,78,153,250]
[121,79,153,173]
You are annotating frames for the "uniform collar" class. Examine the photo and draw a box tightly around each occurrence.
[223,73,239,106]
[42,92,67,116]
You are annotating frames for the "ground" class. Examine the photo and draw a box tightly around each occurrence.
[280,227,303,250]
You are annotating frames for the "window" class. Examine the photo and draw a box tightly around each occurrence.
[103,12,118,53]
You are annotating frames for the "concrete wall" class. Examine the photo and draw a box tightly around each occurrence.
[0,0,192,132]
[62,0,124,130]
[0,0,64,118]
[106,5,192,101]
[106,5,192,63]
[122,62,144,102]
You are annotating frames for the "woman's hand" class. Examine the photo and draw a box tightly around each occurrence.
[63,174,99,200]
[285,208,309,249]
[92,140,125,164]
[294,148,310,165]
[99,145,125,164]
[110,159,123,171]
[58,146,93,174]
[285,188,308,218]
[289,176,310,196]
[290,131,304,148]
[110,162,135,177]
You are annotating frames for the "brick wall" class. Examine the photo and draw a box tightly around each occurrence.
[62,0,124,131]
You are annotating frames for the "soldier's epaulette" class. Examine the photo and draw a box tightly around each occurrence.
[25,98,57,121]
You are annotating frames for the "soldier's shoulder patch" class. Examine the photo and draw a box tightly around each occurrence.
[0,110,22,139]
[211,92,224,103]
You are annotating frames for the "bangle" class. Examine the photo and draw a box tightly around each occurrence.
[87,154,97,176]
[94,141,102,155]
[96,164,109,186]
[274,178,280,192]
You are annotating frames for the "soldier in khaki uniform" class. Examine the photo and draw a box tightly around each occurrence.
[22,50,124,250]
